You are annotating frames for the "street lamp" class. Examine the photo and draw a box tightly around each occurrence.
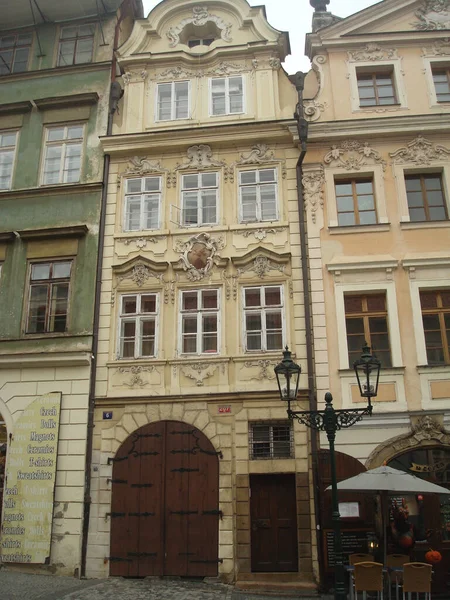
[274,345,381,600]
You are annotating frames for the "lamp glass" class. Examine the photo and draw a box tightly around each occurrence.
[274,347,301,402]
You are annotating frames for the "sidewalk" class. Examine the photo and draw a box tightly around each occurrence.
[0,569,335,600]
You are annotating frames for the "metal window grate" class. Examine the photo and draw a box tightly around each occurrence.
[249,421,293,460]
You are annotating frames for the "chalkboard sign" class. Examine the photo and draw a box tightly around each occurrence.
[324,529,375,570]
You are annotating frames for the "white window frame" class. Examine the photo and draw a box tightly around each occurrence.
[242,284,286,353]
[180,172,219,227]
[348,59,407,113]
[325,166,388,229]
[209,75,245,116]
[392,163,450,225]
[117,292,159,359]
[331,277,402,370]
[155,81,190,122]
[423,57,450,108]
[0,130,18,191]
[179,288,220,355]
[41,124,85,185]
[123,176,162,232]
[238,168,279,224]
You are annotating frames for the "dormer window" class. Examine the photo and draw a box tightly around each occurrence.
[188,38,214,48]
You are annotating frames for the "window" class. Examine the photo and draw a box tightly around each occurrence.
[420,290,450,365]
[181,172,218,226]
[156,81,189,121]
[42,124,84,185]
[344,294,391,367]
[124,177,161,231]
[210,76,244,115]
[239,168,278,223]
[243,285,284,352]
[0,131,17,190]
[118,293,158,359]
[335,178,377,226]
[0,32,32,75]
[180,289,219,354]
[432,68,450,103]
[57,24,94,66]
[405,174,448,222]
[357,71,397,107]
[188,38,214,48]
[249,421,293,459]
[26,261,72,334]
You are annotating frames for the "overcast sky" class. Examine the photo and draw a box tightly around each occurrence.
[140,0,382,72]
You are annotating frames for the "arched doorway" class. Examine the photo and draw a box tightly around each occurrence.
[0,413,7,523]
[109,420,220,577]
[387,447,450,595]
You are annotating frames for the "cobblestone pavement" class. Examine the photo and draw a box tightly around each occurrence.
[0,570,329,600]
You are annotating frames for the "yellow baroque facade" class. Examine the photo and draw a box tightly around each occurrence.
[86,0,316,590]
[304,0,450,591]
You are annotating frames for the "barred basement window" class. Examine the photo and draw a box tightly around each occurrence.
[249,421,293,459]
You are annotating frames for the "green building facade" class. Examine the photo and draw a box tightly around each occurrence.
[0,0,142,575]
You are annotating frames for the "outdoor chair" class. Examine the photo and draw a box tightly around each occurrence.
[402,562,432,600]
[350,553,375,565]
[386,554,410,600]
[354,561,384,600]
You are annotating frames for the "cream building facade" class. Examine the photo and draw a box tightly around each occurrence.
[304,0,450,591]
[86,0,317,590]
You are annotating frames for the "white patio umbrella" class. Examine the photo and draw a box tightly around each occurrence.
[332,465,450,495]
[327,466,450,564]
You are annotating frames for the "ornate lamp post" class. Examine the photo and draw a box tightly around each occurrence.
[274,344,381,600]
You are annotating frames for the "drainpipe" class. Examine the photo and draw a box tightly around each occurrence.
[80,1,128,579]
[294,71,325,590]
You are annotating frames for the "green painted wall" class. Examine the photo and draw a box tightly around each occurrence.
[0,18,115,352]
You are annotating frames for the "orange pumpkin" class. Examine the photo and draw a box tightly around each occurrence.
[425,549,442,564]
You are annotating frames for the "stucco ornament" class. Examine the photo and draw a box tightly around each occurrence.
[166,6,232,47]
[117,366,155,387]
[237,255,285,279]
[175,233,225,281]
[227,144,286,183]
[302,167,325,224]
[120,156,170,189]
[348,44,397,61]
[122,70,148,85]
[175,144,227,173]
[123,237,157,249]
[389,135,450,165]
[242,228,279,241]
[243,359,276,380]
[304,99,328,122]
[366,414,450,468]
[181,362,219,386]
[324,140,387,171]
[422,38,450,55]
[269,57,281,70]
[414,0,450,29]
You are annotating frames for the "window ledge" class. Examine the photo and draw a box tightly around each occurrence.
[329,223,390,235]
[0,101,33,116]
[338,366,405,377]
[115,230,170,240]
[417,364,450,374]
[401,220,450,230]
[232,221,288,232]
[34,93,98,110]
[0,182,102,199]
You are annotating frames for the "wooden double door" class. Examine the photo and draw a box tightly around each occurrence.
[250,474,298,572]
[109,421,219,577]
